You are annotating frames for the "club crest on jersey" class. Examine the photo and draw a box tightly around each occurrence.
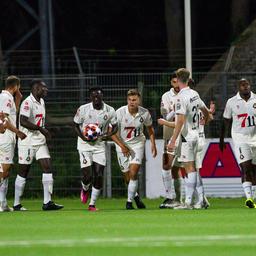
[104,115,108,120]
[253,103,256,108]
[139,117,144,123]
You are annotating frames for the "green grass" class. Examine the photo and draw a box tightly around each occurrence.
[1,198,256,255]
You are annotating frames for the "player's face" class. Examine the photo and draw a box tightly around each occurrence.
[90,90,103,109]
[238,80,250,97]
[171,78,179,93]
[37,82,48,98]
[127,95,140,110]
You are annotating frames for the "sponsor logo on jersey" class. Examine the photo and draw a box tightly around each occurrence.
[190,95,199,103]
[139,117,144,123]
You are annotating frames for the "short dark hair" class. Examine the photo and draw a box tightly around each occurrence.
[127,89,141,97]
[170,72,177,80]
[30,79,44,89]
[5,75,20,89]
[238,78,249,86]
[188,78,195,88]
[89,87,103,94]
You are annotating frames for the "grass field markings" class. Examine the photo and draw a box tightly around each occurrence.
[1,234,256,248]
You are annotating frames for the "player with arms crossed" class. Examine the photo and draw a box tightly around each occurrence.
[158,72,183,208]
[220,78,256,208]
[74,87,127,211]
[0,76,26,212]
[168,68,210,210]
[112,89,157,209]
[13,79,63,211]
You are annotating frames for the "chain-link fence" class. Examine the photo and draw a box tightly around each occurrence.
[2,72,255,198]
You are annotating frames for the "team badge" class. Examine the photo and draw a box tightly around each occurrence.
[253,103,256,108]
[26,156,31,162]
[139,117,144,123]
[240,154,244,160]
[104,115,108,120]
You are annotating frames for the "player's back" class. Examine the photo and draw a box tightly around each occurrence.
[176,87,203,141]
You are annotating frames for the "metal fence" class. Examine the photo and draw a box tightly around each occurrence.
[2,72,256,198]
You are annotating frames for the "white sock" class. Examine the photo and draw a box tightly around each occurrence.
[185,172,197,205]
[252,185,256,199]
[127,180,138,202]
[0,178,8,206]
[196,171,204,203]
[89,187,101,206]
[162,169,173,199]
[14,175,26,206]
[135,192,139,197]
[242,181,252,199]
[174,178,182,202]
[42,173,53,204]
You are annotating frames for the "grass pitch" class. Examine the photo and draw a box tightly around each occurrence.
[0,198,256,256]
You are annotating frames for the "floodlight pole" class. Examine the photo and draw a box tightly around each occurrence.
[184,0,192,76]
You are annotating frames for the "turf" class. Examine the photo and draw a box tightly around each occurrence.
[1,198,256,256]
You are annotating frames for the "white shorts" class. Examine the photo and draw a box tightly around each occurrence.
[79,148,106,168]
[180,140,198,163]
[116,145,144,173]
[18,144,50,164]
[0,143,15,164]
[234,143,256,165]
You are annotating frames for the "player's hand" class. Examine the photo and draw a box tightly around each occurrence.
[209,101,215,114]
[121,145,131,157]
[39,127,52,140]
[167,139,176,153]
[15,89,23,101]
[219,139,226,152]
[199,117,206,125]
[17,131,27,140]
[157,118,165,126]
[151,144,157,158]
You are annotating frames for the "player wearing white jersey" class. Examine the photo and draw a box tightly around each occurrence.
[168,68,210,210]
[13,79,63,211]
[0,76,26,212]
[158,72,182,209]
[220,78,256,208]
[74,87,128,211]
[112,89,157,209]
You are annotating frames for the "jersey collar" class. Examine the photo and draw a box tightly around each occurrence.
[30,93,43,104]
[179,86,190,94]
[89,102,105,111]
[236,92,255,101]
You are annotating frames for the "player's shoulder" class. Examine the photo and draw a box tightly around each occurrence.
[227,94,238,104]
[116,105,126,115]
[22,95,32,104]
[138,106,150,115]
[103,102,115,113]
[79,103,91,111]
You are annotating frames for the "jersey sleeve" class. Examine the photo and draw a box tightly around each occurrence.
[109,109,117,125]
[223,100,232,119]
[0,97,12,116]
[73,106,83,124]
[175,96,187,115]
[144,111,153,126]
[19,100,32,118]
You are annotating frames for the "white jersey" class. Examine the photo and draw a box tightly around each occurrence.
[175,87,205,142]
[0,90,16,144]
[223,92,256,144]
[161,88,177,140]
[18,93,46,146]
[116,105,152,147]
[74,102,117,150]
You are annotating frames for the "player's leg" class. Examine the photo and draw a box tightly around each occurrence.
[37,145,63,210]
[235,144,255,208]
[79,151,93,204]
[174,141,197,210]
[159,150,175,208]
[0,143,15,212]
[126,163,140,210]
[172,164,183,203]
[88,149,106,211]
[88,162,104,211]
[13,146,34,211]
